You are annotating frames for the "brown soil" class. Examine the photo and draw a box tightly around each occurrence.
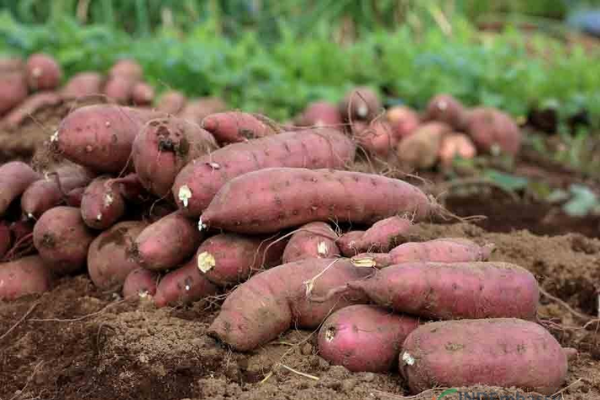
[1,107,599,400]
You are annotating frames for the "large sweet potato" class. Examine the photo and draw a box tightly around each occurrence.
[400,318,570,395]
[200,168,435,234]
[0,256,54,300]
[282,221,340,263]
[132,116,218,197]
[208,258,373,351]
[173,128,356,217]
[318,305,420,372]
[0,161,41,217]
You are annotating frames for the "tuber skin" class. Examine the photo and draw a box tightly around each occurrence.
[0,220,11,259]
[282,221,340,263]
[80,176,127,230]
[103,75,136,105]
[156,90,187,114]
[0,161,41,217]
[201,111,281,144]
[351,119,398,158]
[178,97,228,126]
[0,256,54,300]
[423,94,467,131]
[2,91,63,129]
[25,53,63,91]
[122,268,159,300]
[60,72,104,99]
[0,71,29,116]
[337,215,413,256]
[153,257,218,308]
[395,122,451,169]
[386,105,421,140]
[438,132,477,167]
[339,86,381,122]
[131,82,155,106]
[295,101,343,128]
[109,59,143,82]
[465,107,522,156]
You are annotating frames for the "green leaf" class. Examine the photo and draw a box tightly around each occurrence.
[483,169,529,192]
[563,184,599,217]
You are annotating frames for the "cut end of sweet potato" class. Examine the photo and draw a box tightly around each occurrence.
[197,251,216,273]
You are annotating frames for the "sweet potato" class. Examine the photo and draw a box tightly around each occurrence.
[179,97,228,126]
[60,72,104,99]
[173,128,356,217]
[465,107,522,155]
[87,221,148,290]
[197,233,287,286]
[156,90,187,114]
[337,215,412,256]
[395,122,451,169]
[25,53,62,91]
[200,168,435,235]
[103,75,136,104]
[352,237,495,268]
[112,173,150,205]
[132,116,218,197]
[295,101,343,128]
[339,86,381,121]
[80,176,127,230]
[133,211,203,272]
[21,163,95,219]
[282,222,340,263]
[0,161,41,217]
[343,261,539,320]
[0,57,24,73]
[122,268,159,299]
[318,305,420,372]
[423,94,467,130]
[54,104,164,173]
[66,187,85,207]
[33,206,95,275]
[153,257,218,308]
[0,221,11,259]
[352,119,397,158]
[386,106,420,140]
[131,82,155,106]
[400,318,570,395]
[109,59,143,81]
[0,71,28,116]
[0,255,54,300]
[201,111,280,144]
[438,132,477,167]
[2,91,63,129]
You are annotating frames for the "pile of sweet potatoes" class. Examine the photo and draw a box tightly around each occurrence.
[0,57,570,398]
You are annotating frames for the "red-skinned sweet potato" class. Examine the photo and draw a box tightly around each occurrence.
[199,168,435,235]
[465,107,522,156]
[103,75,136,104]
[318,305,420,372]
[132,116,218,198]
[0,71,28,116]
[395,122,451,169]
[173,128,356,217]
[21,163,95,219]
[122,268,159,299]
[438,132,477,167]
[80,176,127,230]
[0,161,41,217]
[87,220,148,290]
[207,258,373,351]
[66,187,85,207]
[337,215,413,256]
[201,111,281,144]
[423,94,467,130]
[343,261,539,320]
[196,233,287,286]
[109,59,143,81]
[282,221,340,263]
[339,86,381,122]
[25,53,62,91]
[60,72,104,99]
[131,82,155,106]
[386,106,421,140]
[133,211,203,271]
[54,104,164,173]
[156,90,187,114]
[0,57,24,73]
[352,119,397,158]
[0,255,54,300]
[179,97,228,126]
[2,91,63,129]
[153,257,218,308]
[295,101,343,128]
[400,318,570,395]
[33,206,95,275]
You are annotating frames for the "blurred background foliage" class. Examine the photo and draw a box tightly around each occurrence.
[0,0,600,125]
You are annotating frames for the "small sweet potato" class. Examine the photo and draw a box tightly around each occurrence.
[156,90,187,114]
[282,222,340,263]
[0,71,28,116]
[318,305,420,372]
[395,122,451,169]
[87,220,148,290]
[103,75,136,104]
[438,132,477,167]
[337,215,412,256]
[2,91,63,129]
[423,94,467,130]
[153,257,218,308]
[132,116,218,197]
[352,119,397,158]
[173,128,356,217]
[339,86,381,121]
[386,106,421,140]
[0,255,54,300]
[21,163,95,219]
[400,318,570,395]
[66,187,85,207]
[201,111,281,144]
[197,233,287,286]
[131,82,155,106]
[33,206,95,275]
[295,101,343,128]
[109,59,143,81]
[200,168,435,235]
[54,104,164,173]
[60,72,104,99]
[344,261,539,320]
[25,53,62,91]
[133,211,203,271]
[208,258,373,351]
[179,97,228,126]
[352,238,495,268]
[465,107,522,156]
[80,176,127,230]
[122,268,159,299]
[0,161,41,217]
